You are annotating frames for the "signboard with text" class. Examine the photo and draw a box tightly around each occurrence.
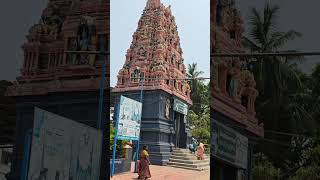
[117,96,142,141]
[212,119,248,169]
[28,108,102,180]
[173,99,188,115]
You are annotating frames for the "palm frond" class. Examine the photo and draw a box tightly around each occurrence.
[249,7,265,46]
[263,3,280,40]
[271,30,302,50]
[242,36,261,52]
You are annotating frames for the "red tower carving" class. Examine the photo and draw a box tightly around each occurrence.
[113,0,192,105]
[6,0,109,97]
[211,0,264,137]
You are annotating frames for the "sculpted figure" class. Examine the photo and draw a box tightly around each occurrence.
[165,98,170,119]
[228,59,241,101]
[78,27,89,50]
[69,38,78,64]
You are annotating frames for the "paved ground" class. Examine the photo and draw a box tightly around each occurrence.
[111,162,210,180]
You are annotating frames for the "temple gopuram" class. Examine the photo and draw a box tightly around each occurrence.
[211,0,264,179]
[112,0,193,165]
[5,0,109,179]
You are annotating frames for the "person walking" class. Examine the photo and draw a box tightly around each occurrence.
[196,143,205,160]
[138,145,151,179]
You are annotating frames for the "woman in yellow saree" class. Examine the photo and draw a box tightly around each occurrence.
[138,145,151,179]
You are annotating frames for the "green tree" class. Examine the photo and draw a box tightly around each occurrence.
[187,108,210,144]
[243,2,302,130]
[252,153,281,180]
[187,63,208,115]
[187,63,204,92]
[290,145,320,180]
[243,2,307,167]
[186,63,210,144]
[110,123,128,157]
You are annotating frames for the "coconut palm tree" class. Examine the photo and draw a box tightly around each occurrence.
[243,2,303,131]
[242,2,318,169]
[187,63,208,114]
[187,63,204,92]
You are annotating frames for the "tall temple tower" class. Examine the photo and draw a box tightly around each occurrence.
[112,0,192,165]
[5,0,109,179]
[113,0,191,104]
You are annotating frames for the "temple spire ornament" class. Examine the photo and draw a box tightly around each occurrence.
[146,0,161,9]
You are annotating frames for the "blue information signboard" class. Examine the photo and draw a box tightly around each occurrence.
[117,96,142,141]
[111,96,142,177]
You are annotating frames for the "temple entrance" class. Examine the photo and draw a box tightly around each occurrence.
[175,112,187,148]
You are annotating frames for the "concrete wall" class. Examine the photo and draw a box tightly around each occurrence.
[9,90,109,180]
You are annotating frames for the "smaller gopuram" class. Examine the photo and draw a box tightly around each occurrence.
[112,0,192,165]
[211,0,264,179]
[5,0,109,179]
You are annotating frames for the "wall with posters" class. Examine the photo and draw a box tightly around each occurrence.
[27,107,102,180]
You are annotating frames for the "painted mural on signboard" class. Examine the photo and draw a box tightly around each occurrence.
[117,96,142,141]
[28,108,102,180]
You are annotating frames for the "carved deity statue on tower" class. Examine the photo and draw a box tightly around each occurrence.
[228,59,241,102]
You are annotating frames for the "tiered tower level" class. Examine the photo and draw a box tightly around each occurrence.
[113,0,192,105]
[211,0,264,137]
[6,0,109,96]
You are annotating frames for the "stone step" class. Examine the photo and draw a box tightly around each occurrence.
[167,161,209,169]
[167,164,209,171]
[170,155,197,160]
[168,158,210,164]
[171,151,197,156]
[172,148,192,153]
[171,152,209,159]
[170,154,209,161]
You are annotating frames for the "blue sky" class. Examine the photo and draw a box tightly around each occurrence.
[110,0,210,87]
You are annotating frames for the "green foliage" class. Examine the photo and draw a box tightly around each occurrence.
[243,2,312,168]
[110,124,116,151]
[311,64,320,96]
[187,63,210,144]
[110,123,128,157]
[243,2,302,129]
[188,108,210,144]
[290,166,320,180]
[243,2,320,179]
[191,128,210,144]
[252,153,281,180]
[290,145,320,180]
[187,63,209,115]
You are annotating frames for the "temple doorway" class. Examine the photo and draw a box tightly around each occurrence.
[175,112,187,148]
